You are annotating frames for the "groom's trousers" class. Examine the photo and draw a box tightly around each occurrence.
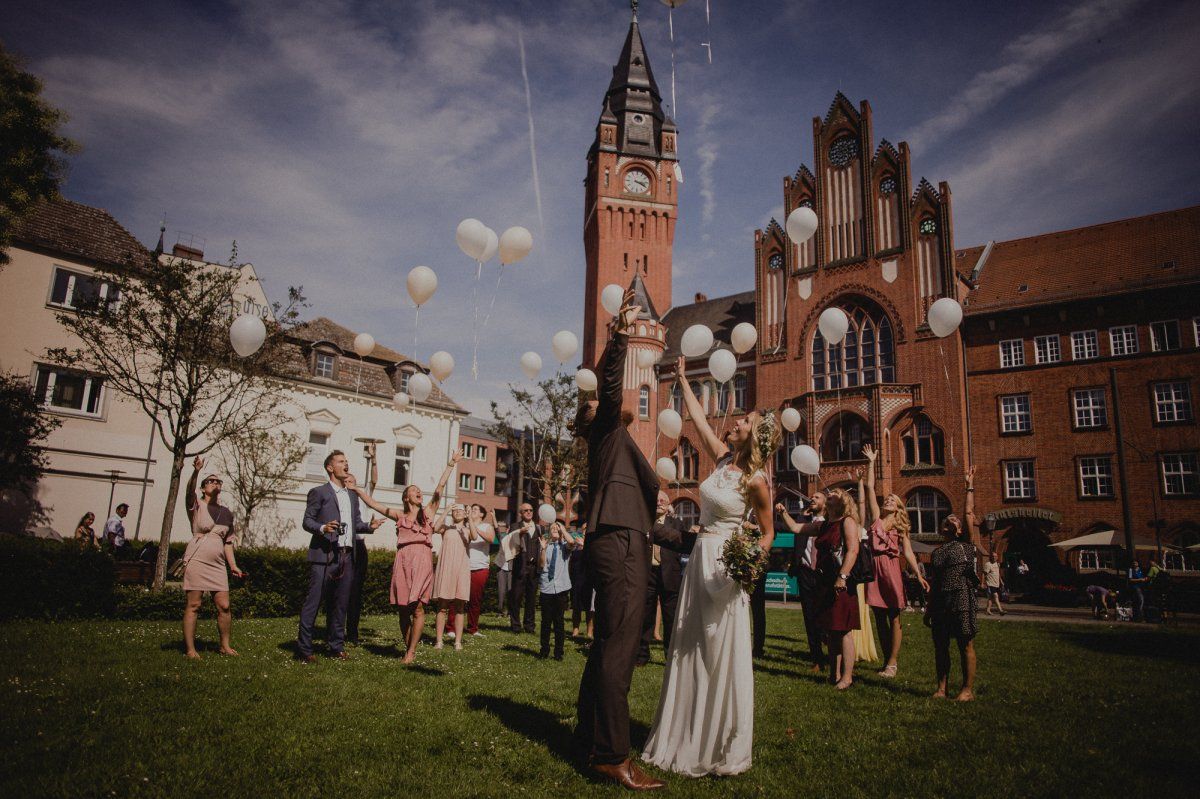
[297,553,355,657]
[575,525,650,765]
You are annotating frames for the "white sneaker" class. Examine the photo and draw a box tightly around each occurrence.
[472,631,485,637]
[447,631,456,640]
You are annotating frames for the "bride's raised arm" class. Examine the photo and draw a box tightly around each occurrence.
[674,356,727,463]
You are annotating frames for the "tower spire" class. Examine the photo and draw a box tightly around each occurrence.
[631,0,638,21]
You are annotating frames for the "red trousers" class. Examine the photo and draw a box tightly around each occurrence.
[467,568,489,634]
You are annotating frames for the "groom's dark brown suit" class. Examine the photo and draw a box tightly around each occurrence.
[575,325,693,772]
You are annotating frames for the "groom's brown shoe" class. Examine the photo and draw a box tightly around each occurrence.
[591,759,665,791]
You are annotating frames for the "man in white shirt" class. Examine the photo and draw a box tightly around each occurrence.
[776,491,826,671]
[495,524,520,617]
[105,503,130,558]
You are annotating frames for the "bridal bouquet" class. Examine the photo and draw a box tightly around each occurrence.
[719,527,765,594]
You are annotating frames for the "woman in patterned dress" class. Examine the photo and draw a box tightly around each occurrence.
[181,457,246,659]
[925,466,981,700]
[432,504,472,649]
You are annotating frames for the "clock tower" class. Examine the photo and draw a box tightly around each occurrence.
[582,4,679,371]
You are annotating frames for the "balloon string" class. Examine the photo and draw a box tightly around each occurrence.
[474,264,506,381]
[938,341,959,466]
[413,305,420,361]
[471,260,483,381]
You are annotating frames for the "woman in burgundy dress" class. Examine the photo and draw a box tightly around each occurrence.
[862,445,929,678]
[353,452,459,663]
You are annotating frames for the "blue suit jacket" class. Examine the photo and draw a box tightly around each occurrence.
[303,483,372,563]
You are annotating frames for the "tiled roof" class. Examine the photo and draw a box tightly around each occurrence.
[661,291,756,359]
[960,205,1200,314]
[284,317,464,414]
[11,197,152,268]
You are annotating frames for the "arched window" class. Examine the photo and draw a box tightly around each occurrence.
[674,498,700,530]
[775,430,802,474]
[811,300,895,390]
[714,381,729,415]
[678,438,699,482]
[671,383,683,414]
[906,488,950,537]
[902,415,945,466]
[689,380,705,417]
[820,412,871,462]
[733,374,748,411]
[638,385,650,419]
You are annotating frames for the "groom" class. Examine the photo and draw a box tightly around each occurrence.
[573,290,693,791]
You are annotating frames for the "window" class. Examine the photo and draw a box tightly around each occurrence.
[34,365,104,417]
[689,381,705,417]
[820,413,871,462]
[474,476,486,492]
[393,446,412,486]
[902,415,944,466]
[1079,548,1116,571]
[671,383,683,414]
[1164,550,1198,572]
[776,431,802,474]
[459,473,471,491]
[733,374,748,410]
[399,370,411,392]
[1072,388,1108,429]
[1034,335,1061,364]
[714,381,729,415]
[673,499,700,530]
[1161,453,1199,496]
[1079,456,1114,498]
[1109,325,1138,356]
[999,339,1025,369]
[1004,460,1036,500]
[906,489,950,537]
[476,445,488,462]
[1150,320,1180,352]
[1000,394,1032,433]
[811,302,895,390]
[462,442,473,458]
[678,438,699,482]
[48,266,119,311]
[305,432,330,477]
[1194,318,1200,347]
[1071,330,1098,360]
[638,386,650,419]
[314,352,336,379]
[1153,382,1192,423]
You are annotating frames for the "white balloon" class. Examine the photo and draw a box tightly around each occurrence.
[229,314,266,358]
[498,226,533,265]
[429,351,454,382]
[636,348,659,369]
[600,284,624,316]
[790,444,821,476]
[781,407,802,432]
[786,206,818,244]
[456,218,489,261]
[680,324,714,358]
[818,307,849,345]
[655,457,677,482]
[551,331,579,364]
[575,368,598,392]
[730,322,757,354]
[708,349,736,383]
[407,265,438,306]
[537,503,557,525]
[480,227,499,263]
[352,332,375,357]
[408,372,433,402]
[393,391,410,410]
[927,297,964,338]
[520,351,543,380]
[657,408,682,439]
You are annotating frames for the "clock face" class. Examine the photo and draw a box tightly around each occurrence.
[624,169,651,194]
[828,136,858,167]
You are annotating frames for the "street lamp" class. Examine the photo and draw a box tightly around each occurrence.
[105,469,126,519]
[354,437,386,493]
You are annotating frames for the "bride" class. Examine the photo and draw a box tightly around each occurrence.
[642,357,780,777]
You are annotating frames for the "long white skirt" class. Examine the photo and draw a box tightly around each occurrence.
[641,533,754,777]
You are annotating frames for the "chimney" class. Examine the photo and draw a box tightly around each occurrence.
[172,243,204,261]
[694,292,708,304]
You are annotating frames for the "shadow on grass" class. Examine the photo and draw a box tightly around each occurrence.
[467,694,583,769]
[1052,628,1200,664]
[362,643,405,659]
[502,644,544,658]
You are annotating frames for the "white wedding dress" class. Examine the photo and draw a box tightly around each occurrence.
[642,460,756,777]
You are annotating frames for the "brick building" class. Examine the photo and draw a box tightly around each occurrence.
[580,11,1200,582]
[455,418,512,528]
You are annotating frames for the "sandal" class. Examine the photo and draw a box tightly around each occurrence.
[878,664,898,678]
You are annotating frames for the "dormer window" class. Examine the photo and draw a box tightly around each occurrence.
[314,351,337,379]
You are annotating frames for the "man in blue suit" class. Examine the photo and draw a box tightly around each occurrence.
[296,449,381,662]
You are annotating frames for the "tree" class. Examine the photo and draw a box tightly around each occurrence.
[0,373,61,530]
[0,42,77,267]
[215,427,308,547]
[48,247,305,588]
[488,373,587,521]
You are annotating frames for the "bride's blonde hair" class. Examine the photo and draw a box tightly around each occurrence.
[827,488,861,524]
[738,410,782,500]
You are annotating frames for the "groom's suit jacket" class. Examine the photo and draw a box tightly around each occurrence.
[585,330,659,535]
[302,483,373,564]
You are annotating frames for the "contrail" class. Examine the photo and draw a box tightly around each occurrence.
[517,28,546,239]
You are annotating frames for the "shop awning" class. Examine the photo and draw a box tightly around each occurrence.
[1053,529,1175,550]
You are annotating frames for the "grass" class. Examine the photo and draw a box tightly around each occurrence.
[1,609,1196,798]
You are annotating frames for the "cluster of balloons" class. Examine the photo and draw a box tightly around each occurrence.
[456,219,533,267]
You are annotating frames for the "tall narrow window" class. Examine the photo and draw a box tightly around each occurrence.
[902,415,944,466]
[393,446,412,486]
[671,383,683,414]
[306,432,330,477]
[678,438,699,481]
[638,385,650,419]
[733,374,748,410]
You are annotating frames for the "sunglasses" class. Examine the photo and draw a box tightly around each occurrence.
[203,479,223,486]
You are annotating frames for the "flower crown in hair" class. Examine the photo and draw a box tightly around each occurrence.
[754,410,778,460]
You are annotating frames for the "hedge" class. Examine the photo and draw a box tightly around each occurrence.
[0,536,504,621]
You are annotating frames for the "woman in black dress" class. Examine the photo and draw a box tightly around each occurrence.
[925,466,981,701]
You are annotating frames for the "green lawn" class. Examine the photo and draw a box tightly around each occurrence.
[1,610,1196,798]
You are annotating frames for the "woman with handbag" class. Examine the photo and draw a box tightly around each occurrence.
[181,457,246,659]
[925,465,981,700]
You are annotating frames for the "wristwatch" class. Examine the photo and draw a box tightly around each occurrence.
[838,573,849,581]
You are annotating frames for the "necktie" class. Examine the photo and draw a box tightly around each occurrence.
[547,544,558,581]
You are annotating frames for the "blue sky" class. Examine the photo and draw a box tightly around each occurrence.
[6,0,1199,416]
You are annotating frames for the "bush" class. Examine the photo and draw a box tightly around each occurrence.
[0,536,116,619]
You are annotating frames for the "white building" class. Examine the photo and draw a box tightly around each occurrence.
[1,198,466,548]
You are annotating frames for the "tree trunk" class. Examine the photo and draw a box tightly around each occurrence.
[152,446,187,590]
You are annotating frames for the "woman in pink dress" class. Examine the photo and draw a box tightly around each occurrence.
[432,504,472,649]
[181,457,246,660]
[861,445,929,677]
[353,453,458,664]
